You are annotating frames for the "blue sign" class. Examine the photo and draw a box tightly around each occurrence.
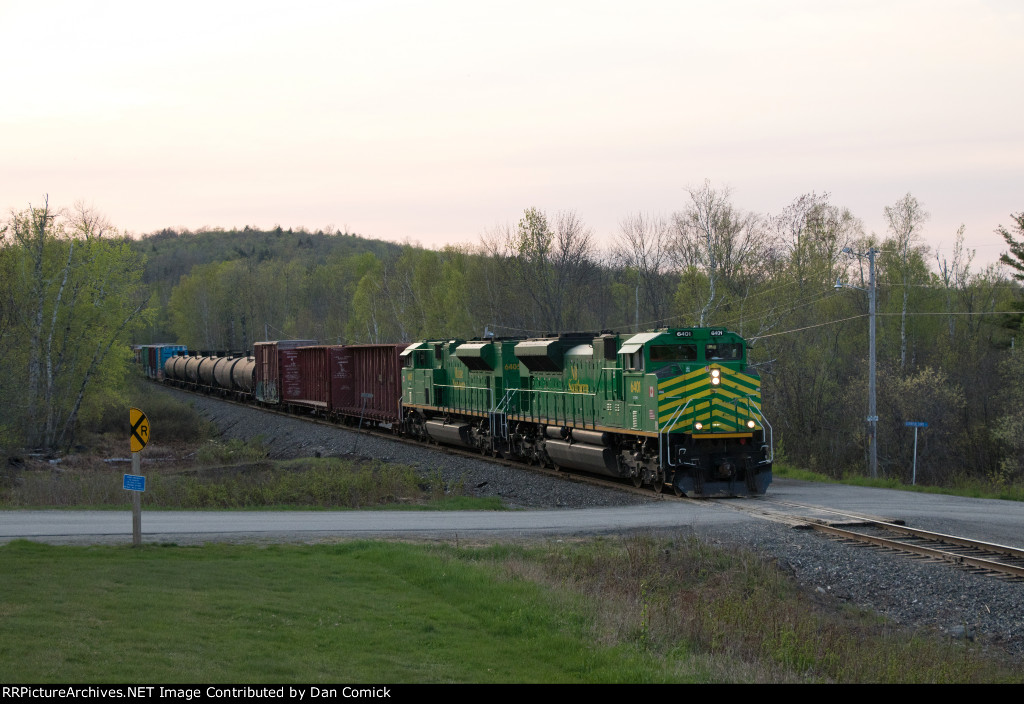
[123,474,146,492]
[905,421,928,428]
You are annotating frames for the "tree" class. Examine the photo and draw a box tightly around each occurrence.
[482,208,597,333]
[883,193,929,372]
[1,199,149,451]
[935,225,973,343]
[612,212,672,329]
[670,180,770,327]
[997,212,1024,281]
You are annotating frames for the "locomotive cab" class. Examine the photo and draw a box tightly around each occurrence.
[618,328,773,496]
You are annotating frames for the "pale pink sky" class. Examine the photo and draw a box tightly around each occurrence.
[2,0,1022,266]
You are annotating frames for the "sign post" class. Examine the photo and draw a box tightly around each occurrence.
[905,421,927,485]
[127,407,150,547]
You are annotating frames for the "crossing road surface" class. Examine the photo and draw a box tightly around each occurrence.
[2,479,1022,546]
[0,502,754,545]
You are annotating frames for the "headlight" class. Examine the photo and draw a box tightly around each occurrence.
[694,422,703,430]
[747,420,756,429]
[711,376,721,386]
[710,369,720,378]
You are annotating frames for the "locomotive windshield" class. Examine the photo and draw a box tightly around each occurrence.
[649,344,698,362]
[705,343,744,361]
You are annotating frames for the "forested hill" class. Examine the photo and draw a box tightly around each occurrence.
[133,226,402,287]
[6,193,1024,486]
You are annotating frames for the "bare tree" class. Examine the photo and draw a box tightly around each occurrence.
[612,212,672,329]
[483,208,596,333]
[935,225,974,342]
[670,180,769,327]
[770,192,858,293]
[884,193,929,371]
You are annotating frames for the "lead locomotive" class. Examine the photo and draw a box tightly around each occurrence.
[401,328,772,497]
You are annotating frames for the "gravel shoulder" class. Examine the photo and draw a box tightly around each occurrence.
[166,386,1024,662]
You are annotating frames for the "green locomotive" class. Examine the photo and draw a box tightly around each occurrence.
[401,328,772,497]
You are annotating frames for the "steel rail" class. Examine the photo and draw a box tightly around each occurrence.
[767,498,1024,560]
[752,497,1024,581]
[155,382,661,498]
[700,495,1024,581]
[151,381,1024,580]
[807,522,1024,580]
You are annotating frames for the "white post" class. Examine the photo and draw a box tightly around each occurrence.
[131,451,142,546]
[911,426,919,485]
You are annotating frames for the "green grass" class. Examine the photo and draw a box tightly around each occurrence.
[0,541,666,683]
[0,537,1017,683]
[0,455,504,511]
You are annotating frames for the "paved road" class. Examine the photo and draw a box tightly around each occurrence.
[765,479,1024,546]
[0,502,751,545]
[2,479,1022,546]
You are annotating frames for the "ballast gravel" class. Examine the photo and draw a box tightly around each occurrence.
[169,388,1024,662]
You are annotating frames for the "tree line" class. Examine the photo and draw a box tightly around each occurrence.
[4,189,1024,489]
[0,199,148,452]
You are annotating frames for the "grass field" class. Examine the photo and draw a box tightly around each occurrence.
[1,537,1018,684]
[2,386,1020,682]
[0,452,504,511]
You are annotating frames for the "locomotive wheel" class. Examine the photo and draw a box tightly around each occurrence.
[651,469,666,494]
[632,473,643,488]
[673,483,685,497]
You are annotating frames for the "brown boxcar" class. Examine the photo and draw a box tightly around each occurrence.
[280,345,334,411]
[254,340,317,404]
[328,344,404,424]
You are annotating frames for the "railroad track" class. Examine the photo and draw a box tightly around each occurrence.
[157,382,666,498]
[159,383,1024,582]
[711,496,1024,582]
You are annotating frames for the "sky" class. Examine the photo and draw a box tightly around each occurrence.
[2,0,1022,267]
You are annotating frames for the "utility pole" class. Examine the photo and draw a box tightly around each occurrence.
[867,247,877,480]
[836,247,878,478]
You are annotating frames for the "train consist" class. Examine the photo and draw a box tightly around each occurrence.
[139,327,773,497]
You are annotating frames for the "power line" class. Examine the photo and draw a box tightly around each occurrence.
[749,314,867,341]
[877,310,1024,317]
[749,309,1024,343]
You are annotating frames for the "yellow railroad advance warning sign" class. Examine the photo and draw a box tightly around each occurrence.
[130,407,150,452]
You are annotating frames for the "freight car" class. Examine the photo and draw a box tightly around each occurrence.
[136,343,187,380]
[163,350,255,399]
[161,342,405,427]
[153,326,772,497]
[401,328,772,497]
